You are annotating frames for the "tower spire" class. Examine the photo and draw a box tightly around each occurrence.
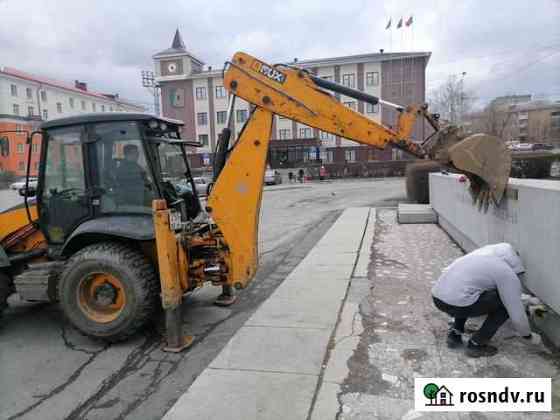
[171,29,186,50]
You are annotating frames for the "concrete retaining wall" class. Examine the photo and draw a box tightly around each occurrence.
[429,173,560,317]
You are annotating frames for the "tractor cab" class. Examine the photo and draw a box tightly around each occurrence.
[32,113,201,251]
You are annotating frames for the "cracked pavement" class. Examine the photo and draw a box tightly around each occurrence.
[323,208,560,420]
[0,179,406,420]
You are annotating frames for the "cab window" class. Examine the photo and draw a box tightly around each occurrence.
[92,121,155,214]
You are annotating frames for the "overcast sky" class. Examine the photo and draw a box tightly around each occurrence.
[1,0,559,110]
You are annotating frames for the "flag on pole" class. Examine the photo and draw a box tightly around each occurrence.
[405,15,413,26]
[385,18,391,30]
[396,17,403,29]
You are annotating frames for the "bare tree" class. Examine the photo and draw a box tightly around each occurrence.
[480,105,514,139]
[429,74,473,124]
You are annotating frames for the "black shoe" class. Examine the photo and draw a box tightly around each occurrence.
[465,340,498,358]
[447,329,463,348]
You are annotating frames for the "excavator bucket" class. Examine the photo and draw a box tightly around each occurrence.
[447,133,512,209]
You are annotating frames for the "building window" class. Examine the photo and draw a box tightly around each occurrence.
[320,130,331,140]
[216,111,227,124]
[366,103,379,114]
[215,86,226,98]
[551,111,560,129]
[28,106,34,117]
[344,101,356,110]
[32,143,39,153]
[18,161,25,171]
[197,112,208,125]
[81,100,86,110]
[278,129,291,140]
[40,90,47,102]
[69,97,74,108]
[13,104,20,115]
[34,162,39,170]
[26,87,33,99]
[345,149,356,162]
[366,72,379,86]
[198,134,209,146]
[342,73,355,88]
[43,109,48,120]
[299,127,312,138]
[11,84,17,96]
[195,87,207,100]
[56,102,62,113]
[236,109,248,123]
[17,143,24,154]
[92,103,96,112]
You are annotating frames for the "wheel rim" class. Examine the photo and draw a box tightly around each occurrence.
[77,273,126,323]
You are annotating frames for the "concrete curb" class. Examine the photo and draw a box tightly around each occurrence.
[163,207,376,420]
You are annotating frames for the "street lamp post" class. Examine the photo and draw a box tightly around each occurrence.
[141,70,160,116]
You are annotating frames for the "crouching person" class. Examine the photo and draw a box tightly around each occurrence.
[431,243,540,358]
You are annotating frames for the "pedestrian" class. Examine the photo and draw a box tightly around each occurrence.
[431,243,541,358]
[298,168,304,183]
[288,171,293,183]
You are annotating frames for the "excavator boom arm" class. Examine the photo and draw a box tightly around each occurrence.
[207,51,511,294]
[223,52,426,157]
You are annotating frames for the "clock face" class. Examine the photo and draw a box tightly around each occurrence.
[167,63,177,73]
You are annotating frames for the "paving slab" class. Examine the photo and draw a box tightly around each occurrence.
[245,294,344,329]
[209,325,331,375]
[163,369,317,420]
[289,260,356,279]
[310,381,341,420]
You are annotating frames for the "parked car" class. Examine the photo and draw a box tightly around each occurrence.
[12,178,38,195]
[550,161,560,178]
[192,176,211,196]
[264,169,282,185]
[10,177,36,190]
[512,143,534,152]
[531,143,554,151]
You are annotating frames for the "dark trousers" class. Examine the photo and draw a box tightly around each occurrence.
[433,290,509,344]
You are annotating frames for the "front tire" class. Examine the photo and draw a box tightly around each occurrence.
[58,242,159,342]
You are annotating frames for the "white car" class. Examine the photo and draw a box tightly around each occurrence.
[10,178,37,191]
[264,169,282,185]
[193,177,211,196]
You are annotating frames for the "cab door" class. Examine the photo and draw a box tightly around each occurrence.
[38,125,92,245]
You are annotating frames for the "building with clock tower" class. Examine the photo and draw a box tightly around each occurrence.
[153,29,430,173]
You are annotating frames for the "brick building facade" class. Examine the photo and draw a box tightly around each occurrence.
[0,67,143,176]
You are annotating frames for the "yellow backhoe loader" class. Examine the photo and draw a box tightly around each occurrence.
[0,52,511,351]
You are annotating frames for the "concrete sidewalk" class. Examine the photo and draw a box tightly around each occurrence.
[163,207,375,420]
[163,207,559,420]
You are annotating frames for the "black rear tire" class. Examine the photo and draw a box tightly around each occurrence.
[58,242,159,342]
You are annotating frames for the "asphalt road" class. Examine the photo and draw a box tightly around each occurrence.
[0,178,406,420]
